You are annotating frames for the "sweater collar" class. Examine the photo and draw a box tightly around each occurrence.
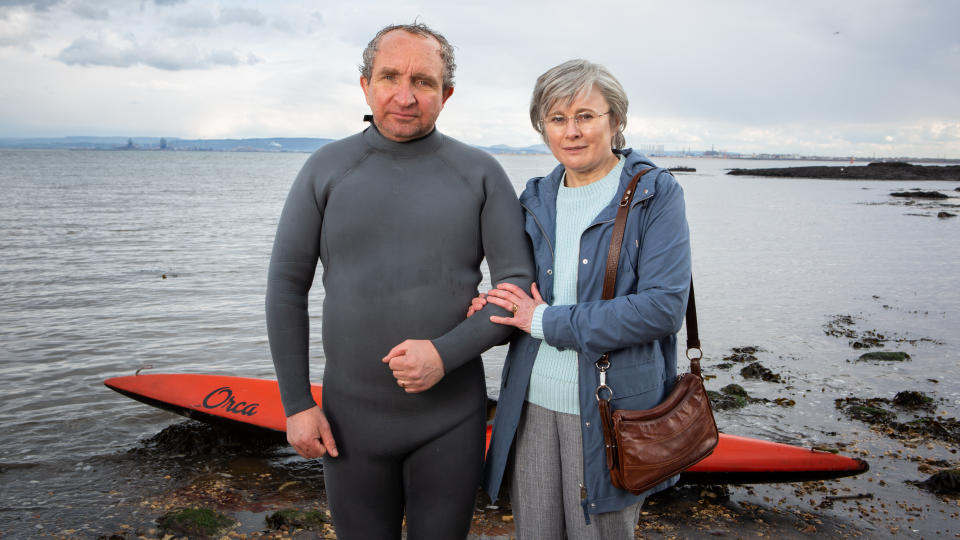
[362,122,443,157]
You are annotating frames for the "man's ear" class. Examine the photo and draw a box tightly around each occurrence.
[360,77,371,104]
[441,86,454,105]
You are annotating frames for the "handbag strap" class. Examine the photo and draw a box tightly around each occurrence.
[599,168,701,377]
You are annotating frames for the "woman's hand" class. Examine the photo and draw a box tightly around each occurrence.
[465,293,487,318]
[485,282,546,334]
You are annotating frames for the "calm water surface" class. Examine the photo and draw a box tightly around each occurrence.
[1,149,958,537]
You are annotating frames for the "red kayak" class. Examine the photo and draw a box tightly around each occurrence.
[105,373,868,484]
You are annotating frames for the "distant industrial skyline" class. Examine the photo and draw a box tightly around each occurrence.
[1,1,959,158]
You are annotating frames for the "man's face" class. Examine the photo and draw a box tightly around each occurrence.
[360,30,454,142]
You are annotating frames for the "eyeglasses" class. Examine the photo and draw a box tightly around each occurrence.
[544,110,612,132]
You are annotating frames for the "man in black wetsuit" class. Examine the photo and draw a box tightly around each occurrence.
[265,22,534,539]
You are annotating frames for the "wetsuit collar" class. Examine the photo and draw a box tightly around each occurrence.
[362,121,443,157]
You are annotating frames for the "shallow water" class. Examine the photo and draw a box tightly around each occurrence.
[1,149,958,537]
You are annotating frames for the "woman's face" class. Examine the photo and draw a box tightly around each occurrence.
[543,86,617,183]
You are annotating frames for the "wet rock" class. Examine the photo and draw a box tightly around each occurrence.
[669,167,696,173]
[836,396,960,444]
[156,507,237,538]
[707,390,744,410]
[135,420,285,456]
[740,362,782,383]
[835,399,895,423]
[707,384,767,410]
[912,469,960,495]
[851,332,886,349]
[723,346,762,363]
[902,417,960,443]
[857,351,911,362]
[890,190,949,199]
[823,315,858,338]
[938,211,956,218]
[892,390,934,411]
[772,397,796,407]
[721,384,749,398]
[265,509,329,530]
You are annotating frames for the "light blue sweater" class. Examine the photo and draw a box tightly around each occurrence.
[527,157,624,413]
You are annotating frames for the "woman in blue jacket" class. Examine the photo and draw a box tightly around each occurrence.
[475,59,692,539]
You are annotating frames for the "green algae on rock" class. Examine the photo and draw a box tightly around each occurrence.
[857,351,911,362]
[156,507,237,538]
[265,508,329,530]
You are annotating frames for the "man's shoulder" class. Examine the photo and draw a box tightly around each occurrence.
[298,131,368,174]
[436,132,507,178]
[309,131,366,159]
[438,133,498,162]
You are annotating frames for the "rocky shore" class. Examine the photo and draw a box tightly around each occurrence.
[727,161,960,180]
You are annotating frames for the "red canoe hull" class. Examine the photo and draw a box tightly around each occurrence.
[105,373,868,484]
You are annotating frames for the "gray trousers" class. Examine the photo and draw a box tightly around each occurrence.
[510,402,643,540]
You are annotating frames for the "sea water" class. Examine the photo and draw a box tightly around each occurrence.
[1,149,958,536]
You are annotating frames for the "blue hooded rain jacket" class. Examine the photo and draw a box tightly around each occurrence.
[482,148,692,520]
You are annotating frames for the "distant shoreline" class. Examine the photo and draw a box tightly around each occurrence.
[2,137,959,162]
[727,162,960,180]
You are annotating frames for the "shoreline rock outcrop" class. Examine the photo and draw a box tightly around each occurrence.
[728,162,960,180]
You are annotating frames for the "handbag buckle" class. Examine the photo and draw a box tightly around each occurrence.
[686,347,703,378]
[595,355,613,401]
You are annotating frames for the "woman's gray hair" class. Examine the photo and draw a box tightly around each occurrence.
[360,22,456,91]
[530,59,629,149]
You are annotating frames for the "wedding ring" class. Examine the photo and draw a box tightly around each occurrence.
[399,380,406,388]
[511,303,519,315]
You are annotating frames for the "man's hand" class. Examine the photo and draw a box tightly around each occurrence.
[382,339,445,393]
[286,405,339,459]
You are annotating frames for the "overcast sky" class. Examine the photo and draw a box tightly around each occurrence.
[1,0,958,157]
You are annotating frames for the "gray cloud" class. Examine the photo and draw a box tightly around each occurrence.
[169,9,216,29]
[0,0,62,10]
[55,32,259,70]
[71,2,108,20]
[219,7,265,26]
[153,0,185,6]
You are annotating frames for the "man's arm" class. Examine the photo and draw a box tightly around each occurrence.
[265,153,339,455]
[430,165,536,374]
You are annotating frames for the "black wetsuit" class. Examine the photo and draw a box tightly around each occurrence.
[266,125,534,539]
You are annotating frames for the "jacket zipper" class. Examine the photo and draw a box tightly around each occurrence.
[521,203,555,265]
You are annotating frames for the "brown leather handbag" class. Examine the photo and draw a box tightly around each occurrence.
[595,168,719,495]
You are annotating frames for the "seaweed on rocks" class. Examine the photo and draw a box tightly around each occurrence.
[740,362,782,383]
[822,314,887,348]
[835,392,960,445]
[892,391,935,411]
[857,351,911,362]
[835,398,896,423]
[823,314,938,350]
[708,384,751,410]
[722,346,763,363]
[910,469,960,495]
[133,420,286,457]
[890,190,949,199]
[156,507,237,539]
[705,383,790,410]
[265,508,329,531]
